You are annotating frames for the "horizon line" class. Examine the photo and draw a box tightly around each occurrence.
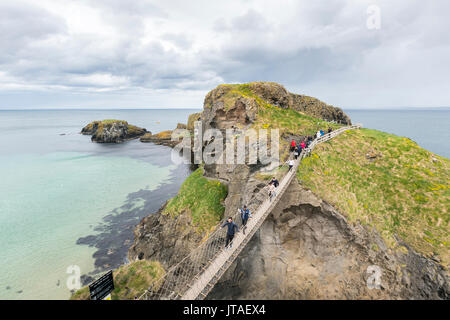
[0,106,449,111]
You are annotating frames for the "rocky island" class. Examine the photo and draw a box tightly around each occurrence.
[73,82,449,300]
[81,119,148,143]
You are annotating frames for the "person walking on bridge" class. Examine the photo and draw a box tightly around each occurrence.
[222,217,239,249]
[290,139,296,152]
[288,159,295,171]
[269,177,279,188]
[268,183,276,201]
[300,140,306,152]
[240,205,251,234]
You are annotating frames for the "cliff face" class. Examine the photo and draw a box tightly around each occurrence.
[207,180,449,300]
[81,120,147,143]
[128,202,205,269]
[128,82,448,299]
[202,82,351,126]
[128,167,228,269]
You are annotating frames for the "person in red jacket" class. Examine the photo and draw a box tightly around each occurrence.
[290,139,296,152]
[300,140,306,151]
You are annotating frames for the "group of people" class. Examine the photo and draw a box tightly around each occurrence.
[316,127,333,139]
[220,128,335,250]
[222,176,280,249]
[290,136,314,160]
[221,204,253,249]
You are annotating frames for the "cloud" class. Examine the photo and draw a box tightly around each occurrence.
[0,0,449,108]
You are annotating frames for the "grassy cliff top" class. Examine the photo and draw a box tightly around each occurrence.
[296,128,449,265]
[83,119,128,129]
[71,260,164,300]
[205,82,288,111]
[207,82,342,131]
[163,167,228,234]
[83,119,144,135]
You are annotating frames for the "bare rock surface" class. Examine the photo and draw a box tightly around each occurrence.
[207,180,449,300]
[81,120,147,143]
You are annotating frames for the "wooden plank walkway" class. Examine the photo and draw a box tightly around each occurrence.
[181,124,362,300]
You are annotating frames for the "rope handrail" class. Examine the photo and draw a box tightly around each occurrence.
[139,124,362,300]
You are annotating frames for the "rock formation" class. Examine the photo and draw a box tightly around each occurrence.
[128,82,448,300]
[203,82,351,126]
[81,120,148,143]
[208,179,449,300]
[128,203,205,269]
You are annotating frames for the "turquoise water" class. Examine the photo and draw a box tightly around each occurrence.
[0,109,199,299]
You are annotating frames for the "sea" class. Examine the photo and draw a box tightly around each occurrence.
[0,109,198,300]
[0,107,448,300]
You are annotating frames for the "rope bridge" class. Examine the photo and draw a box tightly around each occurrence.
[139,124,362,300]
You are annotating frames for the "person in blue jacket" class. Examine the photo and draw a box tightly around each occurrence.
[222,217,239,249]
[240,205,251,234]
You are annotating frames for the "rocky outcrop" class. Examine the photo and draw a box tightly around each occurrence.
[140,130,177,147]
[128,203,204,269]
[203,82,351,125]
[207,179,449,300]
[203,86,259,130]
[187,112,202,131]
[289,93,352,125]
[127,81,448,300]
[81,120,148,143]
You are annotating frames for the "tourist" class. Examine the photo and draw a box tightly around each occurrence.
[328,127,332,133]
[316,130,321,139]
[240,205,251,234]
[300,140,306,151]
[269,177,279,188]
[306,136,312,147]
[290,139,296,152]
[320,129,324,136]
[221,217,239,249]
[288,159,294,171]
[294,146,299,159]
[268,183,276,201]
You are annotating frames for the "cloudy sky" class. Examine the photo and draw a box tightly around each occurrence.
[0,0,449,109]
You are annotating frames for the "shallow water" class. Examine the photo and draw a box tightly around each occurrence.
[0,109,198,299]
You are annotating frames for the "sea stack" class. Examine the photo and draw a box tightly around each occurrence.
[81,119,148,143]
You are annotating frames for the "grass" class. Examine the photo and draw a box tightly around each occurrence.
[296,128,450,265]
[141,130,173,140]
[70,167,226,300]
[205,83,342,163]
[253,98,342,163]
[187,112,202,130]
[213,83,344,137]
[84,119,144,136]
[255,164,289,182]
[71,260,165,300]
[163,167,228,234]
[85,119,127,130]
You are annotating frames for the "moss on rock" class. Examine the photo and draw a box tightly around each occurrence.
[71,260,164,300]
[296,128,450,266]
